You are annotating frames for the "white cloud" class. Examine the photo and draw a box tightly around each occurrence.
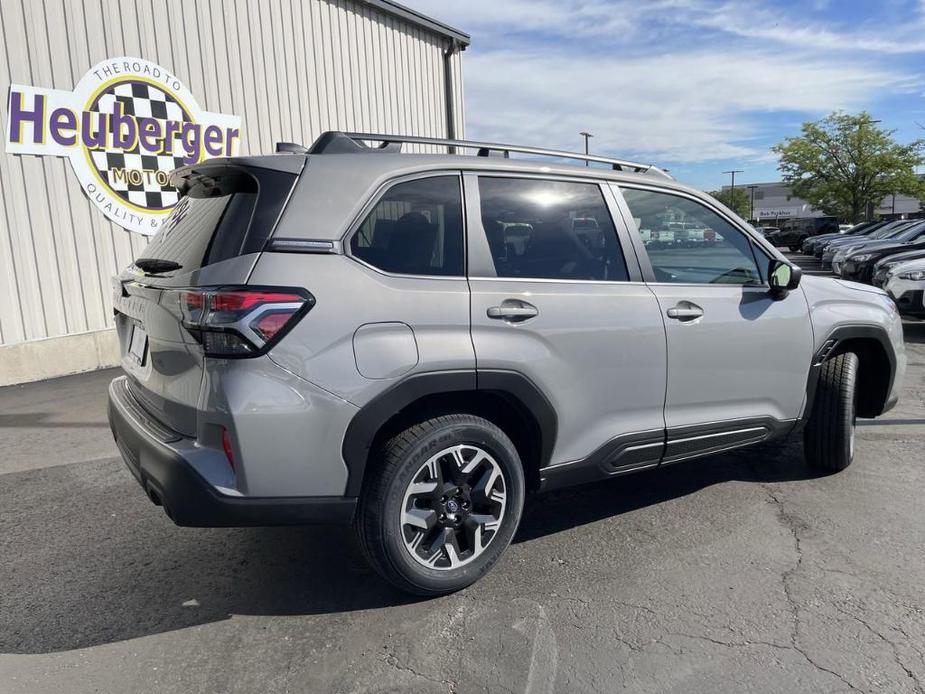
[694,1,925,55]
[407,0,923,167]
[421,0,925,55]
[462,48,910,163]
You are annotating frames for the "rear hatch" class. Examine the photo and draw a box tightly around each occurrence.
[112,156,304,436]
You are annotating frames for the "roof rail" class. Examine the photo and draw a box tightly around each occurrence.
[307,131,672,179]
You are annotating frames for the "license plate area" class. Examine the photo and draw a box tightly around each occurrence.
[128,323,148,365]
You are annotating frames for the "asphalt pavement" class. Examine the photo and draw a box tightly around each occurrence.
[2,270,924,692]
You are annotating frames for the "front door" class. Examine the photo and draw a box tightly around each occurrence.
[615,184,813,462]
[465,174,669,478]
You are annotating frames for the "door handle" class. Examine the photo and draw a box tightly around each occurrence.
[666,302,704,322]
[487,300,539,322]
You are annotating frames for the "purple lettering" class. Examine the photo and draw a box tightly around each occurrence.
[8,91,45,144]
[110,102,136,149]
[137,117,163,152]
[203,125,224,156]
[162,120,180,154]
[49,108,77,146]
[225,128,240,155]
[80,110,108,149]
[181,122,201,165]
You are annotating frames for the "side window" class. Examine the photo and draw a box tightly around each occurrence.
[351,176,463,276]
[477,177,628,281]
[620,187,763,285]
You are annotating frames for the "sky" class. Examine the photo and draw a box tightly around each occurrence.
[406,0,925,191]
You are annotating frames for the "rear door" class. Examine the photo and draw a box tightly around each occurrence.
[613,184,813,462]
[113,162,299,435]
[465,173,668,476]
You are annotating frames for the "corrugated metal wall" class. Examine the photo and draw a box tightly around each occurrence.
[0,0,465,347]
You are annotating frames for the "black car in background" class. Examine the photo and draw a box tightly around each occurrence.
[768,216,839,251]
[801,220,879,254]
[840,221,925,283]
[872,247,925,286]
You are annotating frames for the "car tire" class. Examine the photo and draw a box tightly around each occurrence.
[357,414,525,596]
[804,352,859,472]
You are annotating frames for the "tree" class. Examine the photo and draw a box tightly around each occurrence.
[771,112,925,223]
[708,186,751,219]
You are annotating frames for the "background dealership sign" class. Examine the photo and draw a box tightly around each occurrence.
[5,57,241,235]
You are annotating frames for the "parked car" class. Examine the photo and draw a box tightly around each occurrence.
[801,221,880,255]
[872,248,925,287]
[107,131,905,595]
[832,221,924,275]
[812,221,890,258]
[884,258,925,318]
[754,225,779,238]
[770,217,839,251]
[824,221,914,270]
[840,222,925,283]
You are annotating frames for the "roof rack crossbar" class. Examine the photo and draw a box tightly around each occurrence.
[324,132,671,179]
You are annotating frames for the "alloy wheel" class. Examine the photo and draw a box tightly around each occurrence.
[400,444,507,570]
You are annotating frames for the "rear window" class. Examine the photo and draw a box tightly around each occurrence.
[477,177,628,281]
[138,167,296,273]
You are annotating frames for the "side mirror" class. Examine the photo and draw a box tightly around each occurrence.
[769,260,801,299]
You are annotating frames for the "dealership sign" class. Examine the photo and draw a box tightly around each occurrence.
[755,207,802,219]
[5,57,241,234]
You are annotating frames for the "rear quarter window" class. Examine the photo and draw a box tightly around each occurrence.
[350,175,464,276]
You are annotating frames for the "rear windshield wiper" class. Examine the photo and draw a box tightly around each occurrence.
[135,258,182,274]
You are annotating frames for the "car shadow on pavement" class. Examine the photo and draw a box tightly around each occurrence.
[1,439,823,655]
[516,438,818,543]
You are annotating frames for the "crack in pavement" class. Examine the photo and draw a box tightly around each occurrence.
[762,484,865,693]
[380,648,458,693]
[832,602,925,693]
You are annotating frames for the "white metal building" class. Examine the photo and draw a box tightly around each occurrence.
[0,0,468,385]
[726,181,924,223]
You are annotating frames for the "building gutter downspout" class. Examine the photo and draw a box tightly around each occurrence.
[443,39,463,153]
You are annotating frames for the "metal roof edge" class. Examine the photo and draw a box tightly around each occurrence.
[362,0,471,46]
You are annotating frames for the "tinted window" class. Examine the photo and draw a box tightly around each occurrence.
[477,177,628,281]
[621,187,763,285]
[139,167,296,273]
[351,176,463,276]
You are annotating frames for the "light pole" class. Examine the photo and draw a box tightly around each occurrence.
[579,131,593,166]
[723,169,743,214]
[747,185,758,222]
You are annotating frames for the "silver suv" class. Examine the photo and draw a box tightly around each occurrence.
[108,132,905,595]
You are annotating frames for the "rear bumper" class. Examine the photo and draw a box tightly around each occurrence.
[108,376,356,527]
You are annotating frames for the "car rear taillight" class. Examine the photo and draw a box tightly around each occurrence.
[176,287,314,358]
[221,427,236,471]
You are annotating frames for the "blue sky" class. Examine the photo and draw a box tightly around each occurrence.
[407,0,925,191]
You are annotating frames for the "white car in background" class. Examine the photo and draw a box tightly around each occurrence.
[884,258,925,319]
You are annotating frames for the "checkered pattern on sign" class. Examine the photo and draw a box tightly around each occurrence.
[89,80,191,210]
[89,151,185,208]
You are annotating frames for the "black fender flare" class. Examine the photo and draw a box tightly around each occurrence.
[800,324,898,428]
[341,369,557,496]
